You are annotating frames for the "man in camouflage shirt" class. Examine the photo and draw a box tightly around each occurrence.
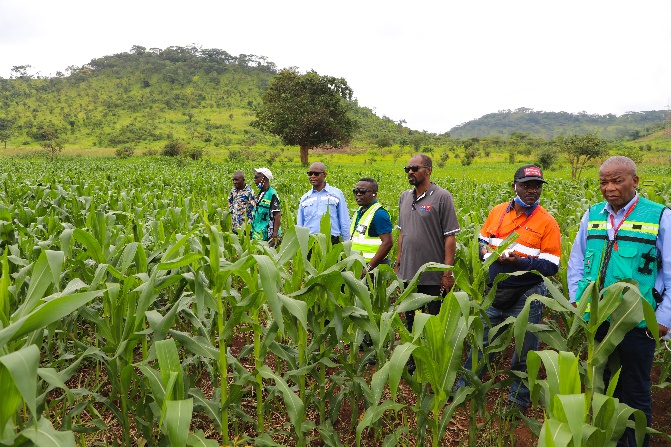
[228,171,254,233]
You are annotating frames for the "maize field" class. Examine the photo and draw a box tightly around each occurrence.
[0,156,670,447]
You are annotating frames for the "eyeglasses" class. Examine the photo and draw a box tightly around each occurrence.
[404,165,429,173]
[306,171,324,176]
[352,188,375,195]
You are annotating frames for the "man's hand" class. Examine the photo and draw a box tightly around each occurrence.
[440,273,455,296]
[498,251,519,265]
[659,324,669,339]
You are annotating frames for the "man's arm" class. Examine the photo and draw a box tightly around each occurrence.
[270,211,281,247]
[367,232,393,271]
[394,231,403,274]
[655,208,671,337]
[441,234,457,292]
[567,211,590,302]
[337,191,351,241]
[296,198,304,226]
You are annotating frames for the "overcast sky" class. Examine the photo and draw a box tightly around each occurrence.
[1,0,670,134]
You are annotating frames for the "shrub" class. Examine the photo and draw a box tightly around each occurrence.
[143,148,158,156]
[536,147,558,170]
[183,147,203,160]
[162,140,187,157]
[115,146,135,159]
[375,135,393,148]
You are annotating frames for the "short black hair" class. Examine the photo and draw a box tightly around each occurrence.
[359,177,378,192]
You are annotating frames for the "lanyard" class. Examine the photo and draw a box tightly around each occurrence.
[609,196,639,251]
[494,203,540,239]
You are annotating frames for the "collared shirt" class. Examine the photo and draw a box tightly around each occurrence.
[228,185,254,231]
[397,183,460,285]
[567,193,671,328]
[297,183,351,240]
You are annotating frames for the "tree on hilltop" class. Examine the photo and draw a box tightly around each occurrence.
[559,133,609,179]
[252,69,357,165]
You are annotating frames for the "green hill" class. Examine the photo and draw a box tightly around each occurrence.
[0,45,425,153]
[449,107,668,140]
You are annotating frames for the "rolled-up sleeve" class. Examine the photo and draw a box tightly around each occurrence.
[655,208,671,328]
[567,210,589,302]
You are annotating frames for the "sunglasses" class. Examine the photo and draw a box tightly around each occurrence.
[306,171,324,176]
[404,165,429,173]
[352,188,375,195]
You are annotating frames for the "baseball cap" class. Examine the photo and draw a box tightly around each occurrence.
[253,167,273,181]
[513,165,547,183]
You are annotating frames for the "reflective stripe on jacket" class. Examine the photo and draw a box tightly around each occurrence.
[350,203,382,259]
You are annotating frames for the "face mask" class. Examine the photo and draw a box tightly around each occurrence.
[256,182,264,189]
[514,195,539,208]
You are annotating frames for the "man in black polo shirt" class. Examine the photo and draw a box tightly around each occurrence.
[394,154,460,372]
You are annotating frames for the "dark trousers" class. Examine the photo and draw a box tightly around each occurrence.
[596,323,655,447]
[331,235,341,245]
[404,284,442,333]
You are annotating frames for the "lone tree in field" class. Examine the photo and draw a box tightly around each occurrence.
[559,133,609,179]
[40,128,63,162]
[252,69,358,166]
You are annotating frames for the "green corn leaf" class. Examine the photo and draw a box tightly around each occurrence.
[160,230,197,263]
[0,345,38,422]
[356,400,405,447]
[165,398,193,447]
[137,364,166,407]
[593,285,644,366]
[557,351,581,395]
[394,292,436,314]
[0,360,23,433]
[258,365,304,434]
[117,242,139,274]
[253,255,283,333]
[388,342,417,400]
[0,248,10,326]
[188,389,221,432]
[0,290,104,347]
[17,417,76,447]
[16,250,53,319]
[169,331,218,360]
[156,339,184,400]
[278,294,307,331]
[554,394,586,446]
[73,228,105,263]
[187,429,220,447]
[157,253,203,271]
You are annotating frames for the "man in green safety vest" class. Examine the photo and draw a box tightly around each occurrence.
[349,177,393,277]
[568,156,671,447]
[251,167,281,247]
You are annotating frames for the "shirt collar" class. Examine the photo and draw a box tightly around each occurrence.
[601,192,639,216]
[312,182,330,193]
[412,182,435,202]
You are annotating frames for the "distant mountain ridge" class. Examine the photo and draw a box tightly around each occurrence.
[448,107,667,140]
[0,45,410,150]
[1,47,666,151]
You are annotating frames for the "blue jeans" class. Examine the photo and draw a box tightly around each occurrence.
[456,282,546,409]
[596,324,655,447]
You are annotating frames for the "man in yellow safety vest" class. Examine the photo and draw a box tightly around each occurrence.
[349,177,393,277]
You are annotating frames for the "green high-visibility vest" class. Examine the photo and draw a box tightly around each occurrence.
[575,197,665,328]
[350,203,382,260]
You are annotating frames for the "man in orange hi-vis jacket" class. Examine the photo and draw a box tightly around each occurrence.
[455,165,561,414]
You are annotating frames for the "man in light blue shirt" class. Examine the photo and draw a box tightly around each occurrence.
[297,162,351,244]
[567,156,670,447]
